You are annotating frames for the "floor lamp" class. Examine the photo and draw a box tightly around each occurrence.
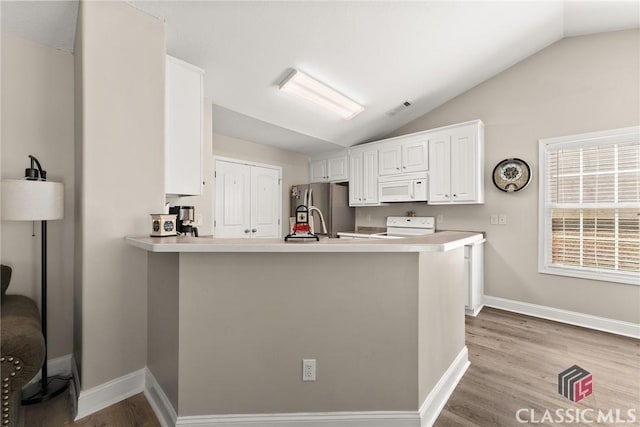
[1,155,69,404]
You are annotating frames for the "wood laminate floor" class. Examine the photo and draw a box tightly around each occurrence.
[435,307,640,426]
[20,392,159,427]
[21,308,640,426]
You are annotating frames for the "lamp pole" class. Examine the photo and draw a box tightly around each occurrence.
[13,156,70,405]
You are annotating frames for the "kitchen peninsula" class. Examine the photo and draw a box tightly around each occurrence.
[127,231,483,426]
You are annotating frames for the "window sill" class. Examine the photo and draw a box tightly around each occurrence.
[539,265,640,286]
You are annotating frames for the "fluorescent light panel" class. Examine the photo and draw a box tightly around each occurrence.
[279,70,364,120]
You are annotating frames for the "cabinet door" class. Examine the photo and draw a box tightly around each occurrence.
[327,156,348,181]
[214,160,251,238]
[349,152,363,206]
[450,127,477,202]
[402,140,429,173]
[310,159,328,183]
[362,149,379,204]
[378,145,402,176]
[428,133,451,203]
[165,56,203,196]
[251,166,281,238]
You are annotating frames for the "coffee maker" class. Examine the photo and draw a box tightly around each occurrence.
[169,205,199,237]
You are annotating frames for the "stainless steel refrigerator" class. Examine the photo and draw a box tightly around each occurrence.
[290,182,355,238]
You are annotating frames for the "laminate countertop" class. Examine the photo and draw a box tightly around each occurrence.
[125,230,484,253]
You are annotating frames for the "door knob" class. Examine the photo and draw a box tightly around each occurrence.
[244,229,250,233]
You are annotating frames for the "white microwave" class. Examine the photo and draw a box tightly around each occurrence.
[378,173,428,203]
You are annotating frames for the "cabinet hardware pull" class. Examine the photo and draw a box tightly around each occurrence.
[453,194,457,198]
[251,228,257,233]
[403,166,407,169]
[244,229,250,233]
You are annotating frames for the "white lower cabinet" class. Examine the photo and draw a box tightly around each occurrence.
[214,159,281,238]
[465,240,485,316]
[428,121,484,204]
[348,148,379,206]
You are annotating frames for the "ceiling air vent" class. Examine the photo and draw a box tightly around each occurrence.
[386,101,412,117]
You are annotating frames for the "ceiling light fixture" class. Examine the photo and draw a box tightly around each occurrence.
[279,69,364,120]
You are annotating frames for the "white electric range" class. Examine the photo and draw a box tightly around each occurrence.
[338,216,436,240]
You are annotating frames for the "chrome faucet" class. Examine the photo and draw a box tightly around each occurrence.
[307,205,328,235]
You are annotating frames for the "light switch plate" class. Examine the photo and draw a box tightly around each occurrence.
[490,214,498,225]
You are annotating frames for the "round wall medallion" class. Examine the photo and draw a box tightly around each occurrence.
[492,158,531,192]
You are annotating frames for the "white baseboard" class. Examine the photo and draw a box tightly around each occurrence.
[77,346,470,426]
[175,411,420,427]
[75,367,146,421]
[419,346,469,427]
[145,369,178,427]
[143,347,470,427]
[484,295,640,339]
[465,305,484,317]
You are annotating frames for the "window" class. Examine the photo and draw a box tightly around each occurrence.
[539,126,640,285]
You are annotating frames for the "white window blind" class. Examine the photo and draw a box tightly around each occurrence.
[539,127,640,285]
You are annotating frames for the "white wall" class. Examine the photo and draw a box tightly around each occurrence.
[75,0,165,389]
[1,32,75,360]
[357,30,640,324]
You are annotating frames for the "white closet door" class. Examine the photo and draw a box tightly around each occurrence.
[214,160,251,238]
[250,166,281,238]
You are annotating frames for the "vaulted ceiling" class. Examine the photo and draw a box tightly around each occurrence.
[2,1,638,154]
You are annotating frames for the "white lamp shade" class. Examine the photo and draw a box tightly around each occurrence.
[1,179,64,221]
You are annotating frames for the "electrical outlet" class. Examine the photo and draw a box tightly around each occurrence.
[499,214,507,225]
[302,359,316,381]
[490,214,498,225]
[436,214,444,224]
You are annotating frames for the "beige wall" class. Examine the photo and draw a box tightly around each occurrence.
[418,249,466,404]
[178,252,420,415]
[357,30,640,324]
[147,253,179,412]
[75,0,165,389]
[170,126,310,237]
[1,32,75,360]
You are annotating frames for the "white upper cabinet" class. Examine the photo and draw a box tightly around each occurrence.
[427,121,484,205]
[402,138,429,173]
[348,147,379,206]
[327,156,348,181]
[165,56,204,196]
[378,145,402,175]
[310,159,328,182]
[378,136,428,176]
[309,150,348,182]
